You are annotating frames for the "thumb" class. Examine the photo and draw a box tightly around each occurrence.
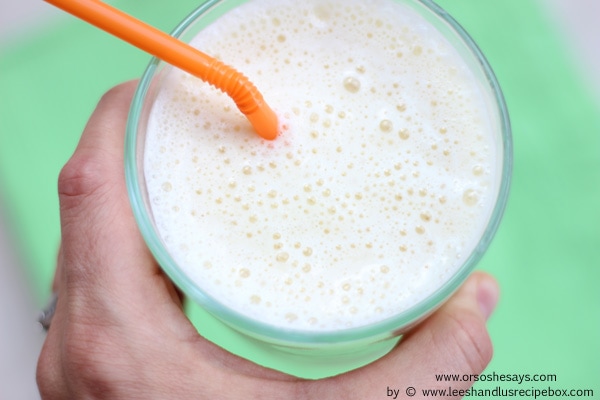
[399,271,499,374]
[327,271,499,399]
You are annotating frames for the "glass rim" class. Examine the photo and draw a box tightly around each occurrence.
[125,0,512,346]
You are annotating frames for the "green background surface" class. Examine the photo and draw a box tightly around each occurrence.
[1,0,599,393]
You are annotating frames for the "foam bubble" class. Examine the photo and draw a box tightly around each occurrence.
[144,0,499,331]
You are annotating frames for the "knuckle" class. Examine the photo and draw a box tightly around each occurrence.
[57,82,136,216]
[58,152,108,211]
[62,322,128,397]
[36,341,62,399]
[57,160,126,291]
[36,312,115,398]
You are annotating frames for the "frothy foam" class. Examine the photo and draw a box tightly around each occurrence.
[144,0,500,331]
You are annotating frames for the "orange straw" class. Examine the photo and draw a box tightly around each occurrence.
[44,0,279,140]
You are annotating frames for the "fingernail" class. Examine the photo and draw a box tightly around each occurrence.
[476,276,500,320]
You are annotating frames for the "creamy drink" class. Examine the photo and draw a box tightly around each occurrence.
[141,0,504,333]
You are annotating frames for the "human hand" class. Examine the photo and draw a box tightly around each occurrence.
[37,82,499,399]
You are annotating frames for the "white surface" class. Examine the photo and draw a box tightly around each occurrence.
[0,0,598,398]
[0,205,45,400]
[0,3,58,400]
[0,0,58,39]
[547,0,600,100]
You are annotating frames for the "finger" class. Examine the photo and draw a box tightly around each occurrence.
[321,271,499,398]
[391,272,498,387]
[56,81,181,310]
[38,83,200,399]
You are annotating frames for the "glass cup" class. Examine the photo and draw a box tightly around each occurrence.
[125,0,512,378]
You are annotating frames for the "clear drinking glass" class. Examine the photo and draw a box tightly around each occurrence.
[125,0,512,376]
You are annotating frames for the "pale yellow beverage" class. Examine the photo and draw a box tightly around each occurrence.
[129,0,510,372]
